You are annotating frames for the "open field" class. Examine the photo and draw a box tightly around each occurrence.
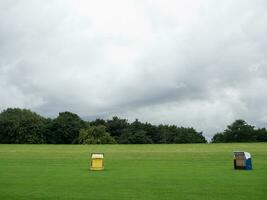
[0,143,266,200]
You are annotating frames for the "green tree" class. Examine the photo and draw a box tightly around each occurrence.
[48,112,84,144]
[142,122,162,143]
[116,119,153,144]
[173,127,206,143]
[90,118,106,126]
[0,108,46,144]
[255,128,267,142]
[78,125,115,144]
[129,130,152,144]
[211,119,257,143]
[106,116,129,140]
[118,128,152,144]
[211,132,225,143]
[225,120,255,142]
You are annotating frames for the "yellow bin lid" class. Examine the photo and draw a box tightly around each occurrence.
[91,153,104,159]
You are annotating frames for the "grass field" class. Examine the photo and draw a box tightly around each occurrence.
[0,143,266,200]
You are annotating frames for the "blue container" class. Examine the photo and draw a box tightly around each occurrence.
[245,158,252,170]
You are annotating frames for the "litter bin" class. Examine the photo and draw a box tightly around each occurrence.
[233,151,252,170]
[90,153,104,171]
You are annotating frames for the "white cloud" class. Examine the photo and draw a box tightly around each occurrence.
[0,0,267,137]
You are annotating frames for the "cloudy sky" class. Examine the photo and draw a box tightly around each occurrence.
[0,0,267,138]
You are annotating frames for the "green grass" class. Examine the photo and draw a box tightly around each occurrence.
[0,143,266,200]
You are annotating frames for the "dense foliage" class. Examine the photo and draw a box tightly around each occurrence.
[0,108,46,144]
[0,108,206,144]
[79,125,116,144]
[211,119,267,143]
[1,108,266,144]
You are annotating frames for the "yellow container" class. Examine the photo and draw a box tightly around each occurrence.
[90,153,104,170]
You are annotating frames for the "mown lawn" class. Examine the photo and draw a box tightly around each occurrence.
[0,143,266,200]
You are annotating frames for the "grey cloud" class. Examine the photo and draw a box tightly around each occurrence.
[0,0,267,138]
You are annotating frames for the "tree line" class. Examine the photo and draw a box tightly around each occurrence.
[0,108,206,144]
[212,119,267,143]
[0,108,266,144]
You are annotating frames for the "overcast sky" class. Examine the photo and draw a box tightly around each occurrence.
[0,0,267,138]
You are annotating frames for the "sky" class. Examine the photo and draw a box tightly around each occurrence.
[0,0,267,139]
